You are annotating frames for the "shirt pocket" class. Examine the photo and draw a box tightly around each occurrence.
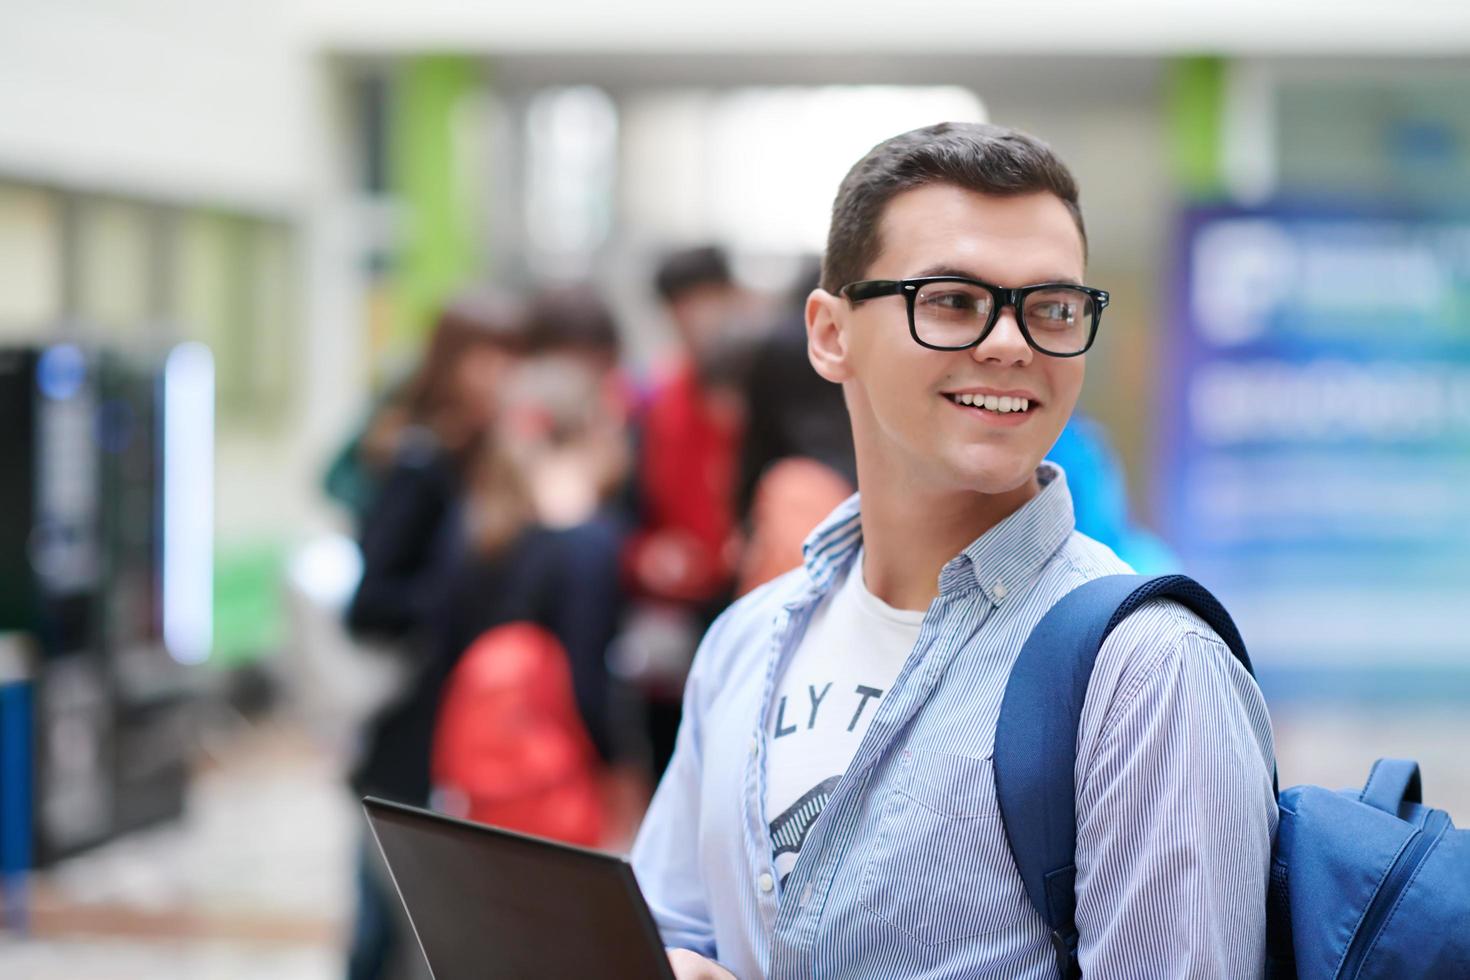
[857,749,1030,944]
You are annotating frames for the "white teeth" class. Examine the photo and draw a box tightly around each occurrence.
[949,393,1032,413]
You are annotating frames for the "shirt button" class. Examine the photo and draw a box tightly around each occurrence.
[993,580,1008,601]
[758,872,774,894]
[749,737,759,758]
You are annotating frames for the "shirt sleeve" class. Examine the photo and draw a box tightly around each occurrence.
[629,611,732,960]
[1072,602,1278,979]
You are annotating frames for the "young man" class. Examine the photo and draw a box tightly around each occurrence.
[631,123,1277,979]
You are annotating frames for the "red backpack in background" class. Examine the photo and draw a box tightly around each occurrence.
[431,623,604,847]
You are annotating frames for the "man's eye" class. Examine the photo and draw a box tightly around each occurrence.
[922,292,979,311]
[1032,302,1077,323]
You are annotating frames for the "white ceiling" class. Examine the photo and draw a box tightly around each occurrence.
[299,0,1470,56]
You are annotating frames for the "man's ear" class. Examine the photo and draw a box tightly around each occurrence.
[806,288,854,384]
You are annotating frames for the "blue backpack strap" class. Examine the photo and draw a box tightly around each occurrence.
[993,574,1257,979]
[1358,758,1422,816]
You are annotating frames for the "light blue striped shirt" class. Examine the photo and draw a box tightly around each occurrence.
[631,463,1277,979]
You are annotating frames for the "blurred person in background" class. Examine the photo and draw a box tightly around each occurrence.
[322,291,523,536]
[1047,414,1176,573]
[343,289,529,643]
[322,384,413,534]
[518,284,642,535]
[620,246,754,777]
[522,283,639,427]
[347,285,645,979]
[627,245,752,607]
[735,259,858,596]
[438,285,640,797]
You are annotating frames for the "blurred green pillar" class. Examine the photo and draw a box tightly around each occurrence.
[1166,56,1228,200]
[391,55,483,348]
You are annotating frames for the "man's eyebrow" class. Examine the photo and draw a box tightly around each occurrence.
[911,264,1083,286]
[913,264,980,279]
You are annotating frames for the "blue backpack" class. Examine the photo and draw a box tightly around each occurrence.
[993,574,1470,979]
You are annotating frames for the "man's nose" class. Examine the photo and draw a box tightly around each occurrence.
[971,307,1032,365]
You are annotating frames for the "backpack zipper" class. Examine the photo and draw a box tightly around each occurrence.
[1337,809,1450,979]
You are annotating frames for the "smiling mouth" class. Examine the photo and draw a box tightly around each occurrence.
[942,392,1036,415]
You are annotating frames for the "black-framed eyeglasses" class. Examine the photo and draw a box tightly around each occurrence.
[839,276,1109,357]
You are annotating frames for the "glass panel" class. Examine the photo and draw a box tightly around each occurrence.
[244,222,295,418]
[76,198,154,333]
[1277,74,1470,207]
[707,86,986,254]
[526,85,618,271]
[0,184,64,333]
[168,211,241,412]
[168,213,297,428]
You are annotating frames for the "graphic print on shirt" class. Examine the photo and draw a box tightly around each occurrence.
[771,682,886,739]
[766,676,901,885]
[769,775,840,887]
[763,548,922,891]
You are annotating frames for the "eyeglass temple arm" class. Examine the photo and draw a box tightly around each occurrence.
[840,280,903,303]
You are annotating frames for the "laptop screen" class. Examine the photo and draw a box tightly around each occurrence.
[364,798,675,980]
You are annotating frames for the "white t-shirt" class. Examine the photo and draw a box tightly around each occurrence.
[765,550,925,886]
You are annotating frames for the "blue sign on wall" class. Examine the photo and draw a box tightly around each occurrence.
[1158,206,1470,681]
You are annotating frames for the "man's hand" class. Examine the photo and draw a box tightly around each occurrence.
[667,948,737,979]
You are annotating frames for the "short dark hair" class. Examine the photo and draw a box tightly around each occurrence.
[654,245,732,302]
[524,285,620,357]
[821,122,1086,293]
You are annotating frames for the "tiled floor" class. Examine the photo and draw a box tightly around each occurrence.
[1,718,358,980]
[0,938,339,980]
[0,702,1465,979]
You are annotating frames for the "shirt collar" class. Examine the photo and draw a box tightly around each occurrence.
[799,461,1076,605]
[800,492,865,593]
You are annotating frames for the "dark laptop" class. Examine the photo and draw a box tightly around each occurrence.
[363,797,676,980]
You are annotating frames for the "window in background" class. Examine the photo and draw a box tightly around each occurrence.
[524,85,619,276]
[169,210,233,386]
[620,86,985,257]
[243,222,296,421]
[709,86,986,254]
[1275,70,1470,207]
[167,210,299,429]
[75,198,157,337]
[168,212,247,423]
[620,91,712,248]
[0,184,64,337]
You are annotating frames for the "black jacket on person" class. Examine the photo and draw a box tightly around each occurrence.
[345,431,463,640]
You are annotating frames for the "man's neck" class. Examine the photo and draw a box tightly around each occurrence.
[857,471,1040,612]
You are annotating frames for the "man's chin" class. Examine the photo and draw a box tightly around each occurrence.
[945,458,1042,499]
